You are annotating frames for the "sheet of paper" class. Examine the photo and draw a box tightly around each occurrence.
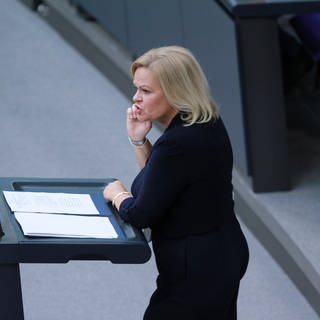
[3,191,99,215]
[14,212,118,238]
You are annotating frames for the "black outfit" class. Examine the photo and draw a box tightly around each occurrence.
[119,114,249,319]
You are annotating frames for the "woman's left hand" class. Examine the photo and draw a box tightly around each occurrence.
[103,180,127,202]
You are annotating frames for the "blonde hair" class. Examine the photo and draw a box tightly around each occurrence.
[131,46,219,125]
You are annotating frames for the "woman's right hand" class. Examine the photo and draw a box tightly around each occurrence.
[127,105,152,140]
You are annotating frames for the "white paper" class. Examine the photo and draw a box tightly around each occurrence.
[3,191,99,215]
[14,212,117,238]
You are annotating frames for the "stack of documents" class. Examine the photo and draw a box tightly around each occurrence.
[3,191,117,239]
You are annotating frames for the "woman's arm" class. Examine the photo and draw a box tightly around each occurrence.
[103,105,153,208]
[127,105,153,168]
[117,140,186,229]
[130,138,153,168]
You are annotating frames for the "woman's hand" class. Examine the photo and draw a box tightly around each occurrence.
[127,105,152,140]
[103,180,131,210]
[103,180,127,201]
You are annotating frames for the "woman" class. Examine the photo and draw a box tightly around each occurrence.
[103,46,249,319]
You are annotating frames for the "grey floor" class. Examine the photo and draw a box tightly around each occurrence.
[0,1,319,319]
[258,129,320,276]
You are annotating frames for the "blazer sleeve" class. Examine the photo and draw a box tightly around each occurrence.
[118,138,187,229]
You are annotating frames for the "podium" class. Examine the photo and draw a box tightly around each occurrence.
[0,177,151,319]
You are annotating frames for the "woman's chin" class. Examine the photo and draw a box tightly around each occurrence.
[137,114,151,122]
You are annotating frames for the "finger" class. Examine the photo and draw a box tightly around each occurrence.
[132,104,141,115]
[127,107,133,117]
[127,106,137,119]
[103,183,111,196]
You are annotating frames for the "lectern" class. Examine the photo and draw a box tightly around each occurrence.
[0,177,151,319]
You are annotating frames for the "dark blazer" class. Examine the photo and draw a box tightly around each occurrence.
[120,113,235,239]
[119,113,249,319]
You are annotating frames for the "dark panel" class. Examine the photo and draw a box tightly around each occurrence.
[237,19,290,192]
[217,0,320,17]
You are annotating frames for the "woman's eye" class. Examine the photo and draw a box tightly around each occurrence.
[142,89,150,94]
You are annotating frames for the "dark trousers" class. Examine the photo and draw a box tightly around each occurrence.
[144,218,249,320]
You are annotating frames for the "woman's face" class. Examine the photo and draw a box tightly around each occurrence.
[132,67,177,126]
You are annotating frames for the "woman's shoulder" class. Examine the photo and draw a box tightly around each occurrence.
[149,116,232,168]
[165,116,226,142]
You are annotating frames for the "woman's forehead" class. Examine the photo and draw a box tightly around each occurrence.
[133,67,158,87]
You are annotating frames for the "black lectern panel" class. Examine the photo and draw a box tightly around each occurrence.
[0,177,151,264]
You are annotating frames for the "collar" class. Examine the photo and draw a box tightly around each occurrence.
[166,113,184,131]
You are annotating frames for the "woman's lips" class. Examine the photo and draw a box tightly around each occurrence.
[133,104,143,113]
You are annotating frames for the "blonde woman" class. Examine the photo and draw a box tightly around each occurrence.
[104,46,249,319]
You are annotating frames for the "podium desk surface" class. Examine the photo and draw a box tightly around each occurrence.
[0,177,151,264]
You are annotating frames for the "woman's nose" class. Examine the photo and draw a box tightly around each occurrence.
[133,90,141,102]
